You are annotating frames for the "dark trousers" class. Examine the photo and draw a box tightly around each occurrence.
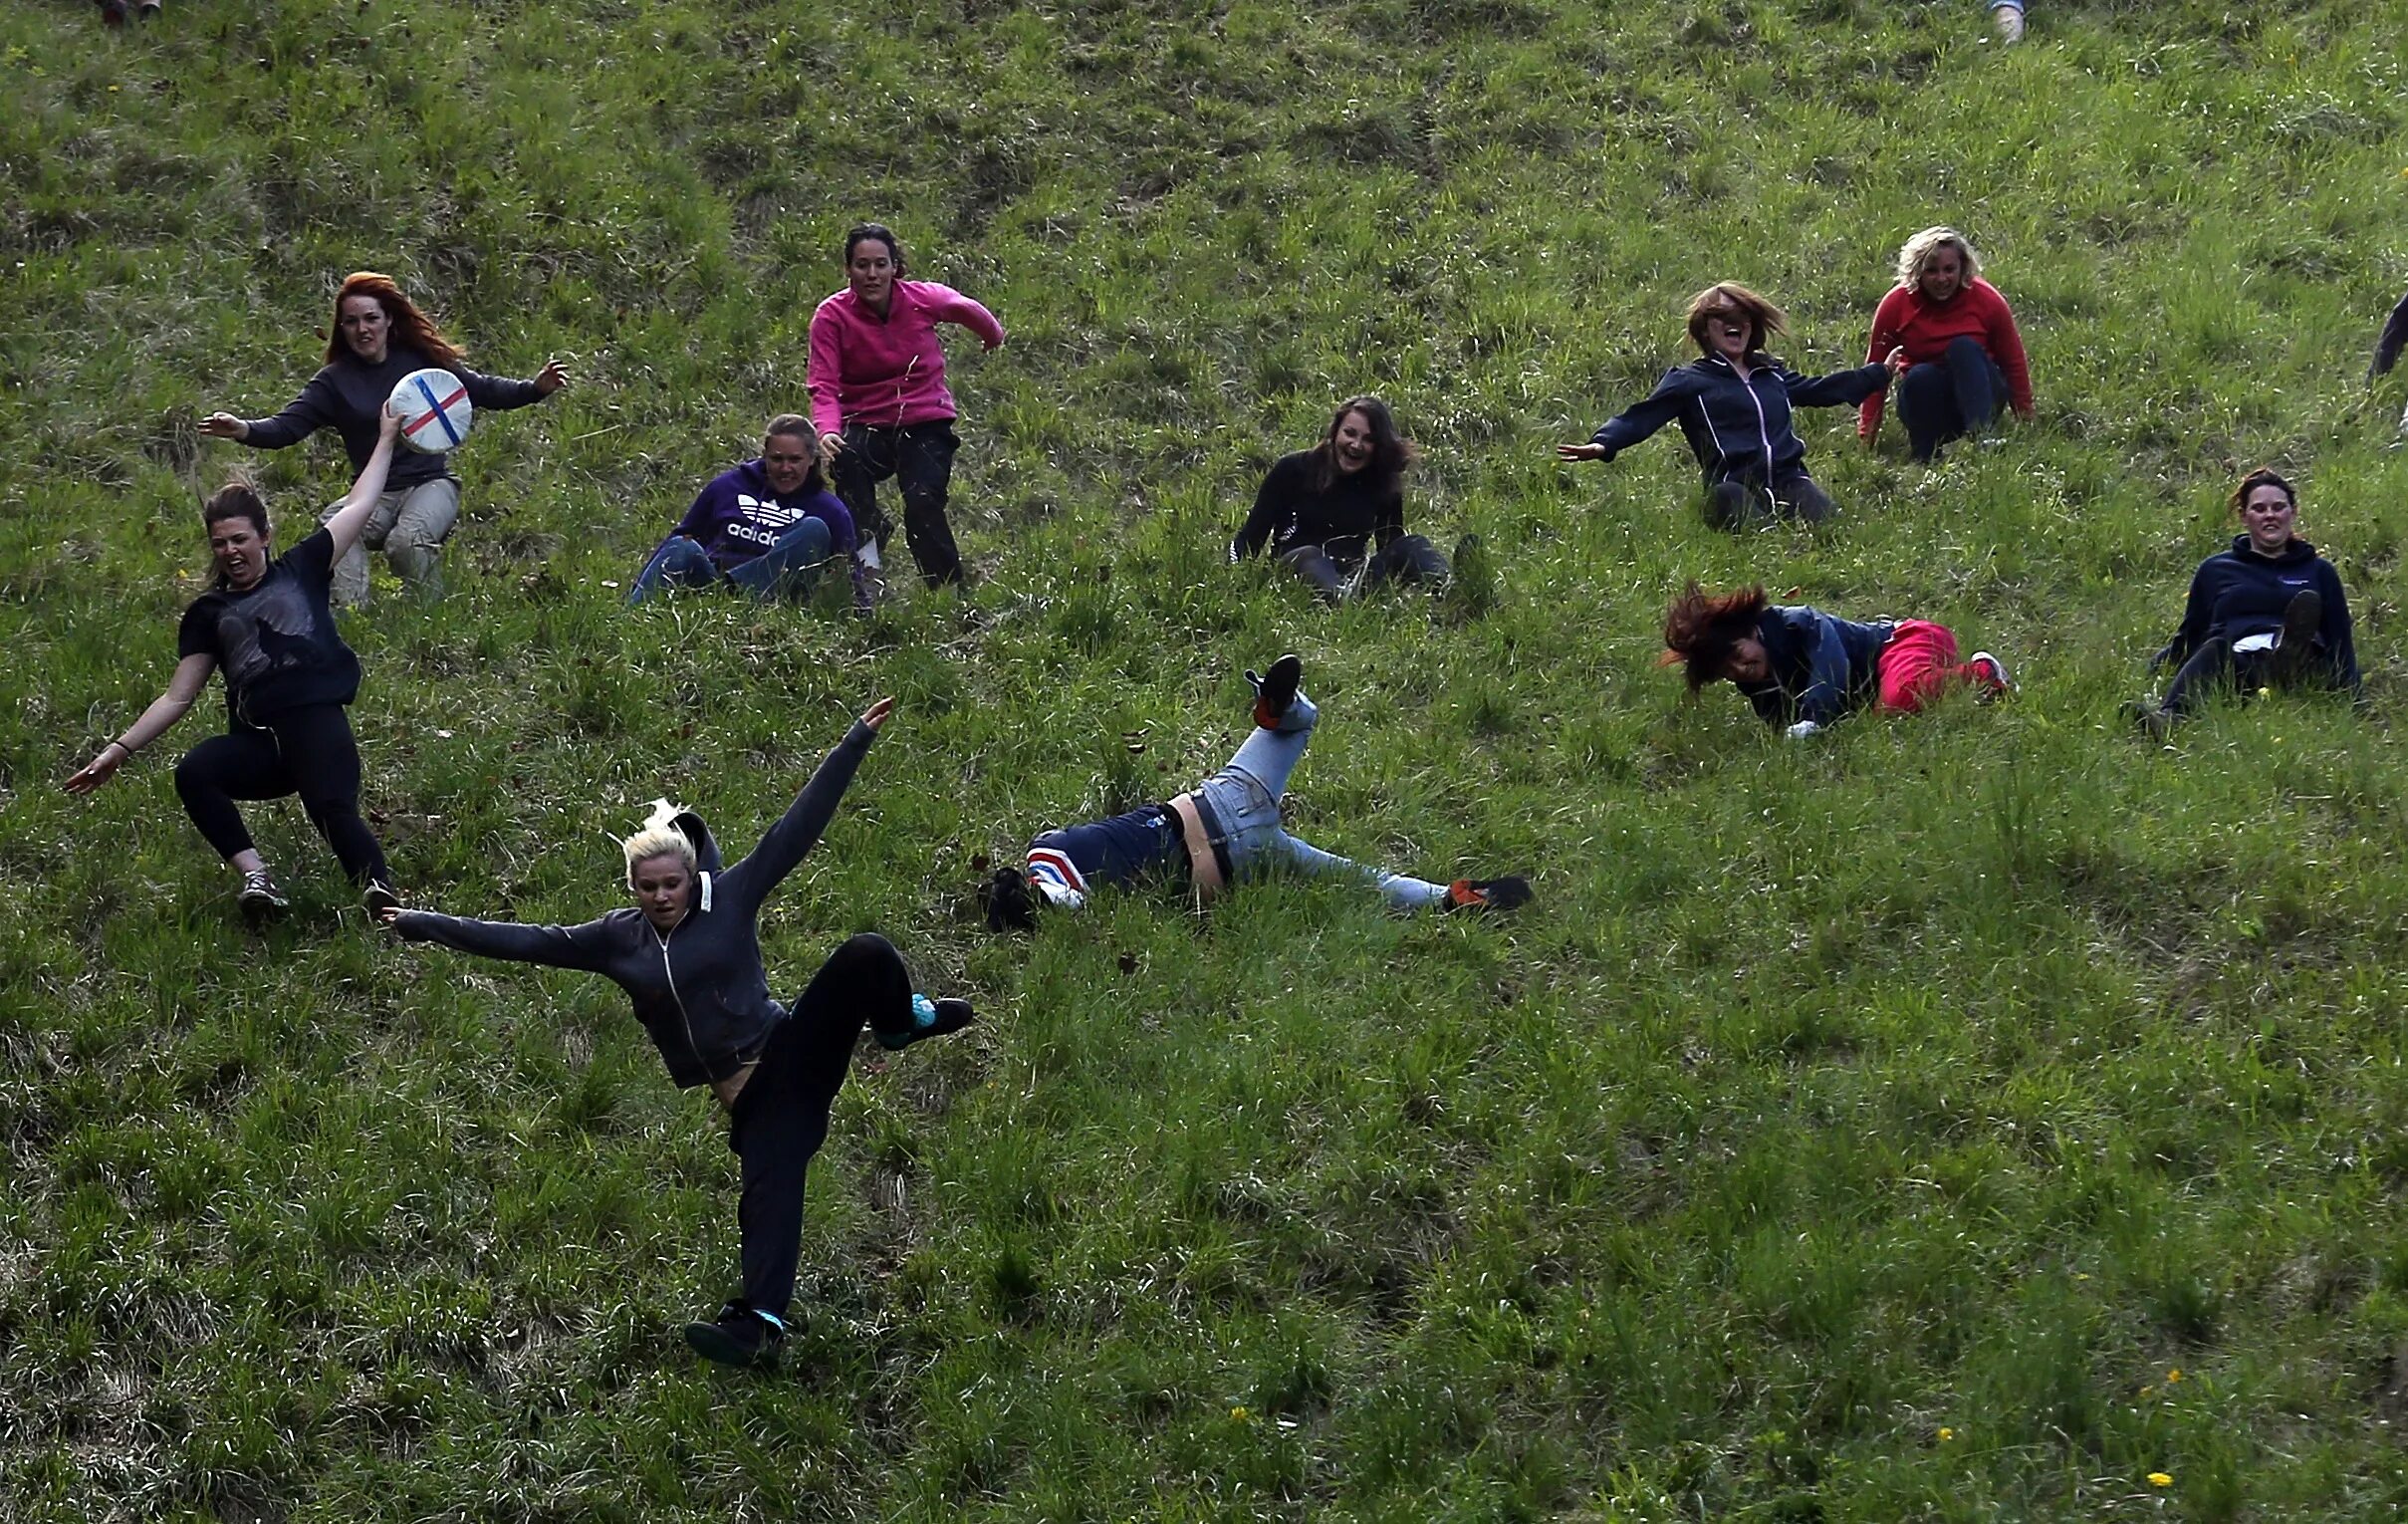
[1895,336,2007,462]
[833,421,963,588]
[172,703,388,885]
[1277,534,1451,604]
[1706,473,1835,530]
[728,932,914,1319]
[2161,635,2335,719]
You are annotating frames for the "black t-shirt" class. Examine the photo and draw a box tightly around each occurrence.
[1230,450,1406,564]
[177,528,361,727]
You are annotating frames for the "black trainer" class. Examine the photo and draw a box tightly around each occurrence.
[1247,652,1303,728]
[238,870,289,921]
[2271,590,2323,684]
[1444,876,1533,912]
[362,879,403,919]
[878,995,976,1052]
[2121,699,2173,743]
[684,1302,784,1369]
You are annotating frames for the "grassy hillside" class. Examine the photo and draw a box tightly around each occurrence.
[8,0,2408,1517]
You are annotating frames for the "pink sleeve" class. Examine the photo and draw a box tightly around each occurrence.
[923,282,1005,348]
[806,302,845,437]
[1982,284,2034,415]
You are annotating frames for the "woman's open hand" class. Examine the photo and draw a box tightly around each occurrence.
[199,412,250,441]
[860,696,896,731]
[1556,442,1607,462]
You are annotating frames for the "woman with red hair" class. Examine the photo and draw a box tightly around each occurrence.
[202,272,573,605]
[1662,582,2011,737]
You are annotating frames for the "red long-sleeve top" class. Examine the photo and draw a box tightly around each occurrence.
[1857,277,2033,440]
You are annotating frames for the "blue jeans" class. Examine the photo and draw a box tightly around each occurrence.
[1191,687,1448,908]
[1896,335,2007,462]
[628,518,835,605]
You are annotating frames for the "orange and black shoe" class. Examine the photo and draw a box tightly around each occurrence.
[1247,652,1303,728]
[1445,876,1532,913]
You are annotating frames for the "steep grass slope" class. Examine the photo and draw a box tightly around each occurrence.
[7,0,2408,1517]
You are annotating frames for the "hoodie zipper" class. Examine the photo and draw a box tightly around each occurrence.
[651,920,708,1077]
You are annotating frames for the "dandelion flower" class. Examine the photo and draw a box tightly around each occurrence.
[1938,1426,1955,1441]
[1230,1405,1252,1423]
[2166,1369,2183,1384]
[2149,1472,2174,1487]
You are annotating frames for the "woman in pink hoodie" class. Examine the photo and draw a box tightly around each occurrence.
[807,224,1005,590]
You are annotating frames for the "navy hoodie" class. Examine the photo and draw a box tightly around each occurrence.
[1590,353,1890,486]
[391,722,876,1089]
[1733,605,1897,727]
[2154,534,2359,692]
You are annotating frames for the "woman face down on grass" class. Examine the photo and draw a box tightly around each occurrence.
[2126,468,2361,736]
[1225,395,1456,602]
[374,697,978,1371]
[1661,581,2010,738]
[62,406,410,919]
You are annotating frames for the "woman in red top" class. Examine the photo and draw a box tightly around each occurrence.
[1857,227,2033,462]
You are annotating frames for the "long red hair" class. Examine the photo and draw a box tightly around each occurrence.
[1662,581,1770,688]
[326,272,464,369]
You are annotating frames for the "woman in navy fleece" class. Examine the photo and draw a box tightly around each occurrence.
[379,699,975,1369]
[2126,467,2359,738]
[200,271,571,605]
[628,414,866,608]
[1558,283,1902,529]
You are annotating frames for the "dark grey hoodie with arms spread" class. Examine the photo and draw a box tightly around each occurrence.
[391,721,875,1088]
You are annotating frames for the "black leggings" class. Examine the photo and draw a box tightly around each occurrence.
[1277,534,1451,603]
[1895,336,2007,462]
[2161,636,2335,718]
[727,932,915,1320]
[834,420,963,589]
[173,704,388,886]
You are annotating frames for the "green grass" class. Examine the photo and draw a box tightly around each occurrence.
[9,0,2408,1516]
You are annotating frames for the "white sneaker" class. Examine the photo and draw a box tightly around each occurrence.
[1969,651,2015,698]
[1993,5,2025,43]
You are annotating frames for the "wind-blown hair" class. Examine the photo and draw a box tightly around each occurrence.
[1894,226,1983,293]
[1662,581,1771,689]
[621,799,698,887]
[326,271,465,369]
[1311,394,1419,494]
[1684,283,1788,357]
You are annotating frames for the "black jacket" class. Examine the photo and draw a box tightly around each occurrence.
[1590,353,1890,485]
[2154,534,2359,692]
[392,722,876,1089]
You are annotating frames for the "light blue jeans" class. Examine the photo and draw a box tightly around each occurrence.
[1191,687,1448,908]
[628,518,835,605]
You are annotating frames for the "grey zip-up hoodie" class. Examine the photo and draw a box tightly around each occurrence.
[391,721,875,1088]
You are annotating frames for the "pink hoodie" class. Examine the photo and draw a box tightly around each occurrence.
[807,280,1005,436]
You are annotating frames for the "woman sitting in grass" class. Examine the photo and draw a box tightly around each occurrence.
[983,653,1529,929]
[200,271,572,606]
[1229,396,1459,603]
[65,406,408,920]
[627,413,870,610]
[1661,582,2011,738]
[2123,467,2359,740]
[1857,226,2034,463]
[1558,283,1902,529]
[377,699,975,1370]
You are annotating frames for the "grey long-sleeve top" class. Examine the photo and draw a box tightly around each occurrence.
[391,722,875,1088]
